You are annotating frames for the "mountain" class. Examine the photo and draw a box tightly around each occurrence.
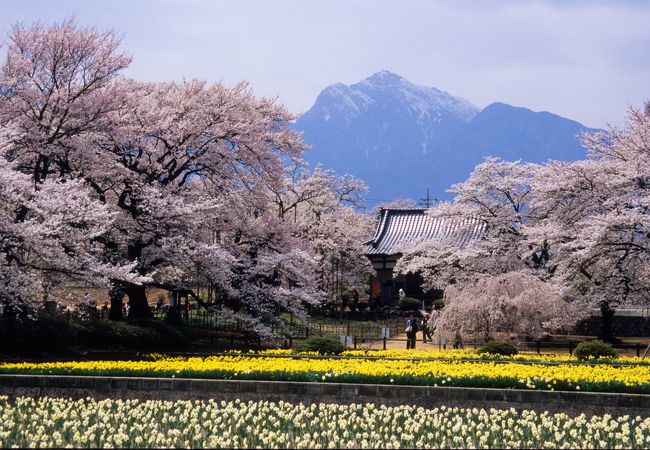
[294,71,597,205]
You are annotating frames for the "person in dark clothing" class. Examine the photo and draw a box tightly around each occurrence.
[422,315,433,343]
[405,315,419,349]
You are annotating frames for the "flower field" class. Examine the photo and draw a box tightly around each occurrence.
[1,350,649,394]
[0,396,648,448]
[343,349,647,365]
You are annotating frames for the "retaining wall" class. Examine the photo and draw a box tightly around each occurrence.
[1,374,648,417]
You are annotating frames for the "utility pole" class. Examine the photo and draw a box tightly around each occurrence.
[419,189,437,208]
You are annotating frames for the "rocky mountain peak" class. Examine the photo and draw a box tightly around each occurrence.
[294,72,595,204]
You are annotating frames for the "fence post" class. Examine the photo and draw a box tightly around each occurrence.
[353,336,357,350]
[568,341,573,355]
[383,336,387,350]
[536,340,541,355]
[637,342,641,357]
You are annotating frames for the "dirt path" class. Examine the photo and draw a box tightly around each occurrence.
[354,331,459,351]
[353,332,650,356]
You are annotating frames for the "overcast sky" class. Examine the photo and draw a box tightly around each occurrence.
[1,0,648,128]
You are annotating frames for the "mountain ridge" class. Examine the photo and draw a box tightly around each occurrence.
[295,71,597,204]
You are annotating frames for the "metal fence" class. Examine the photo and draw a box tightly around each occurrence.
[154,308,404,341]
[154,307,650,356]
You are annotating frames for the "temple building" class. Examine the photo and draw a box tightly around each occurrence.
[364,208,485,306]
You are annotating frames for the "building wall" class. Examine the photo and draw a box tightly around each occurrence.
[368,254,443,306]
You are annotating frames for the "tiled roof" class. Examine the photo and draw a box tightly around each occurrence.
[365,208,486,256]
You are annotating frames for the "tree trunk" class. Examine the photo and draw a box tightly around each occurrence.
[108,284,125,321]
[125,284,152,319]
[108,282,124,320]
[599,301,616,343]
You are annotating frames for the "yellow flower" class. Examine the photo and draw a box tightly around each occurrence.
[1,350,648,393]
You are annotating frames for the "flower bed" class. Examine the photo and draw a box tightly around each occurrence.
[1,396,648,448]
[1,350,650,394]
[342,349,648,366]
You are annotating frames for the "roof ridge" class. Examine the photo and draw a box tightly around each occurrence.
[365,209,485,256]
[380,207,430,212]
[365,208,390,246]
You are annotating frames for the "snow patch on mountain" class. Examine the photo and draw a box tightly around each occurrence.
[295,71,595,204]
[354,70,478,122]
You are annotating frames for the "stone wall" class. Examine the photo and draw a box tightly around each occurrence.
[1,374,648,416]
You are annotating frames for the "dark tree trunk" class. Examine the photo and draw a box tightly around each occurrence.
[108,284,125,321]
[599,301,616,343]
[125,284,152,319]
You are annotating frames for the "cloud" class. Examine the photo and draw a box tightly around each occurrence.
[0,0,648,127]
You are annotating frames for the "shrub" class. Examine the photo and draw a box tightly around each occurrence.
[0,312,82,355]
[0,313,194,356]
[574,339,619,360]
[80,319,193,349]
[79,320,153,347]
[294,336,345,355]
[431,299,445,310]
[477,340,518,357]
[131,319,195,348]
[399,297,421,311]
[341,291,353,302]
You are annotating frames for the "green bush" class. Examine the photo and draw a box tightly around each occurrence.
[80,319,192,349]
[399,297,422,311]
[477,340,518,357]
[132,319,196,347]
[80,320,159,347]
[431,299,445,310]
[294,336,345,355]
[574,340,619,360]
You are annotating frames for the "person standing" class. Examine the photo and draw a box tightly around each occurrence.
[421,315,433,343]
[453,330,464,349]
[83,292,95,307]
[100,302,109,319]
[405,315,419,349]
[398,288,406,300]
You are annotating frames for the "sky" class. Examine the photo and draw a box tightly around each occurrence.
[1,0,649,129]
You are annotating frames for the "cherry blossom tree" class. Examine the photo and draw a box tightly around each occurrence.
[397,106,650,341]
[0,158,140,317]
[528,106,650,340]
[79,77,307,319]
[0,18,137,317]
[0,18,130,184]
[394,158,576,339]
[372,198,418,212]
[265,165,372,301]
[0,19,366,335]
[395,157,541,289]
[433,271,575,341]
